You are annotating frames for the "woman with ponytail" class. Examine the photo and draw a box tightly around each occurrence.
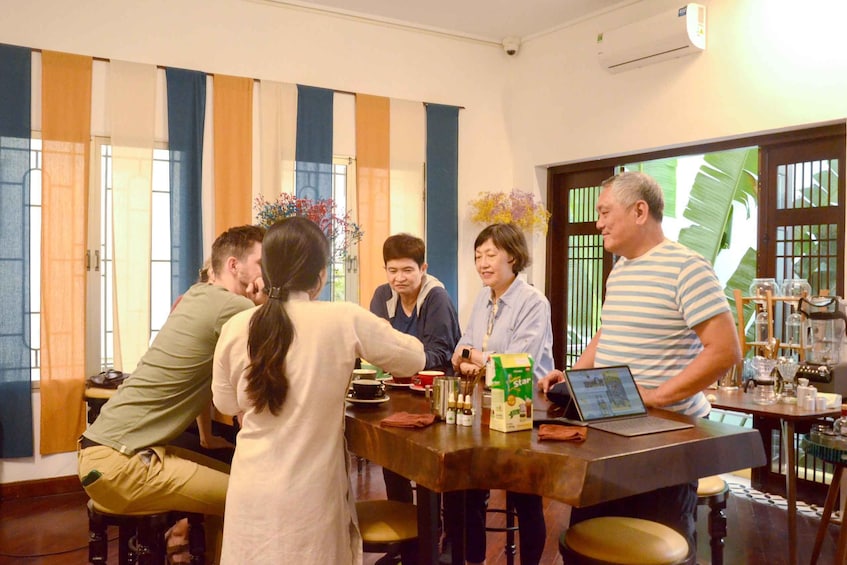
[212,217,425,564]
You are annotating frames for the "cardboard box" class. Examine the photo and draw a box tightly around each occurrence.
[487,353,534,432]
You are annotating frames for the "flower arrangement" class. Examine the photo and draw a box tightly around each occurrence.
[468,190,551,234]
[253,193,364,260]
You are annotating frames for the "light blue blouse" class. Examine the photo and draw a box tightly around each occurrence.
[458,277,554,381]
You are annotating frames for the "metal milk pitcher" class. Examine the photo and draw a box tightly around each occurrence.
[430,377,460,420]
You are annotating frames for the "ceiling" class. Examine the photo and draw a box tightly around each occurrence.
[264,0,630,43]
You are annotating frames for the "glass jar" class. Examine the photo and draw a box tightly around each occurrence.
[781,278,812,301]
[751,356,778,405]
[833,405,847,437]
[749,277,778,304]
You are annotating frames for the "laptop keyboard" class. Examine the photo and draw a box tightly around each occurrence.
[589,415,693,436]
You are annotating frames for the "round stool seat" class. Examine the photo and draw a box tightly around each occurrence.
[697,475,727,497]
[562,517,689,565]
[356,500,418,543]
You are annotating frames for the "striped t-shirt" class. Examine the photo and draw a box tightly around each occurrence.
[594,239,729,417]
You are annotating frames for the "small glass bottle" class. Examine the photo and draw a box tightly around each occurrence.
[446,394,456,425]
[462,395,474,427]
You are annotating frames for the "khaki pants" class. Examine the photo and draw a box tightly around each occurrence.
[79,444,229,562]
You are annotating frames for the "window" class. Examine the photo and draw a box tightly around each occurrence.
[93,142,173,371]
[547,124,845,369]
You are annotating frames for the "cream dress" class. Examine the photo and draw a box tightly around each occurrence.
[212,292,425,564]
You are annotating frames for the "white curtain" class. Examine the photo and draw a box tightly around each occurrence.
[390,99,426,237]
[109,60,156,372]
[257,80,298,206]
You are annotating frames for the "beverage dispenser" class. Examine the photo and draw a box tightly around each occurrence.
[796,296,847,395]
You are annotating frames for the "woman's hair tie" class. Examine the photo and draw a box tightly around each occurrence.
[267,286,283,300]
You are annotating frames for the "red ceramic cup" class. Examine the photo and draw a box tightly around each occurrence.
[414,370,445,387]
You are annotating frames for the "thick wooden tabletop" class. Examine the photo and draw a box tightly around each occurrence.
[708,388,841,421]
[345,388,766,507]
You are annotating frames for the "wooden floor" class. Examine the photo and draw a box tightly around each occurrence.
[0,459,841,564]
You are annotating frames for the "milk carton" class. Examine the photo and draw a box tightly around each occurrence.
[487,353,534,432]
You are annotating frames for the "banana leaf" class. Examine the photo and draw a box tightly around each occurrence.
[678,148,758,264]
[624,160,678,218]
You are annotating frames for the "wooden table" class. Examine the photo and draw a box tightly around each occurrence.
[346,388,766,565]
[709,389,840,565]
[803,435,847,564]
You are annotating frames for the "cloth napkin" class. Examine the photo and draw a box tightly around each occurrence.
[380,412,437,429]
[537,424,587,442]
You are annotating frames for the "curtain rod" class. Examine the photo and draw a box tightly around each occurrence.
[86,55,466,108]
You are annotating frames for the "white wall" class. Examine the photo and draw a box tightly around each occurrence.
[508,0,847,285]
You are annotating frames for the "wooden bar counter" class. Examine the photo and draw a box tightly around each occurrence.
[345,388,766,564]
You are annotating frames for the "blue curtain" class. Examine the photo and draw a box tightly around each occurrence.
[295,85,334,300]
[425,104,460,304]
[0,43,33,458]
[295,85,333,201]
[166,68,206,302]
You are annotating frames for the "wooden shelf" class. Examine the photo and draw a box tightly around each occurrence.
[733,288,809,361]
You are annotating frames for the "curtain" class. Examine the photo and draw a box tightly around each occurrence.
[355,94,390,307]
[166,68,206,300]
[109,61,156,373]
[40,51,91,454]
[425,104,460,304]
[295,85,333,201]
[389,99,425,238]
[0,43,34,458]
[258,81,297,204]
[213,75,253,234]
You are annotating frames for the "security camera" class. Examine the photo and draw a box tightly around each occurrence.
[502,36,521,57]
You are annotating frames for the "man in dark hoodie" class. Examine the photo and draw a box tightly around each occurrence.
[369,233,461,564]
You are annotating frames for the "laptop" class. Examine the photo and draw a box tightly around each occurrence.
[560,365,694,437]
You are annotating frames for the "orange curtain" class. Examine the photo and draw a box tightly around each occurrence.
[40,51,91,454]
[213,75,253,233]
[355,95,390,307]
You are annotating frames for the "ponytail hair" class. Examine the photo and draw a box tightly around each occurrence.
[245,217,329,415]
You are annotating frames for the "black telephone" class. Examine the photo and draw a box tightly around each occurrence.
[86,369,129,389]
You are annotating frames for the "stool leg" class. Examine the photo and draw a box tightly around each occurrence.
[707,498,727,565]
[505,493,516,565]
[88,505,109,565]
[811,465,843,565]
[118,523,137,565]
[187,514,206,565]
[135,514,170,565]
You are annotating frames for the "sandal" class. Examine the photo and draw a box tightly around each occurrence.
[167,543,191,564]
[165,518,191,564]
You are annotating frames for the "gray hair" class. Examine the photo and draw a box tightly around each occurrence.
[601,171,665,222]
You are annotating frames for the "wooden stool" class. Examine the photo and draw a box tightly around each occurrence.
[486,491,519,565]
[87,500,205,564]
[559,516,690,565]
[697,475,729,565]
[357,500,418,558]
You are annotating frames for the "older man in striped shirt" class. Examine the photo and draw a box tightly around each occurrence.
[541,171,741,555]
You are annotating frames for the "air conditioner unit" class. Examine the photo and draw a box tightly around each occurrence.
[597,3,706,73]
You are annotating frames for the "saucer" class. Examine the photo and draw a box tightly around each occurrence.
[409,384,427,394]
[346,393,390,405]
[384,378,412,388]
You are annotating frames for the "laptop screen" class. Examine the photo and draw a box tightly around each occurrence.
[565,365,647,422]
